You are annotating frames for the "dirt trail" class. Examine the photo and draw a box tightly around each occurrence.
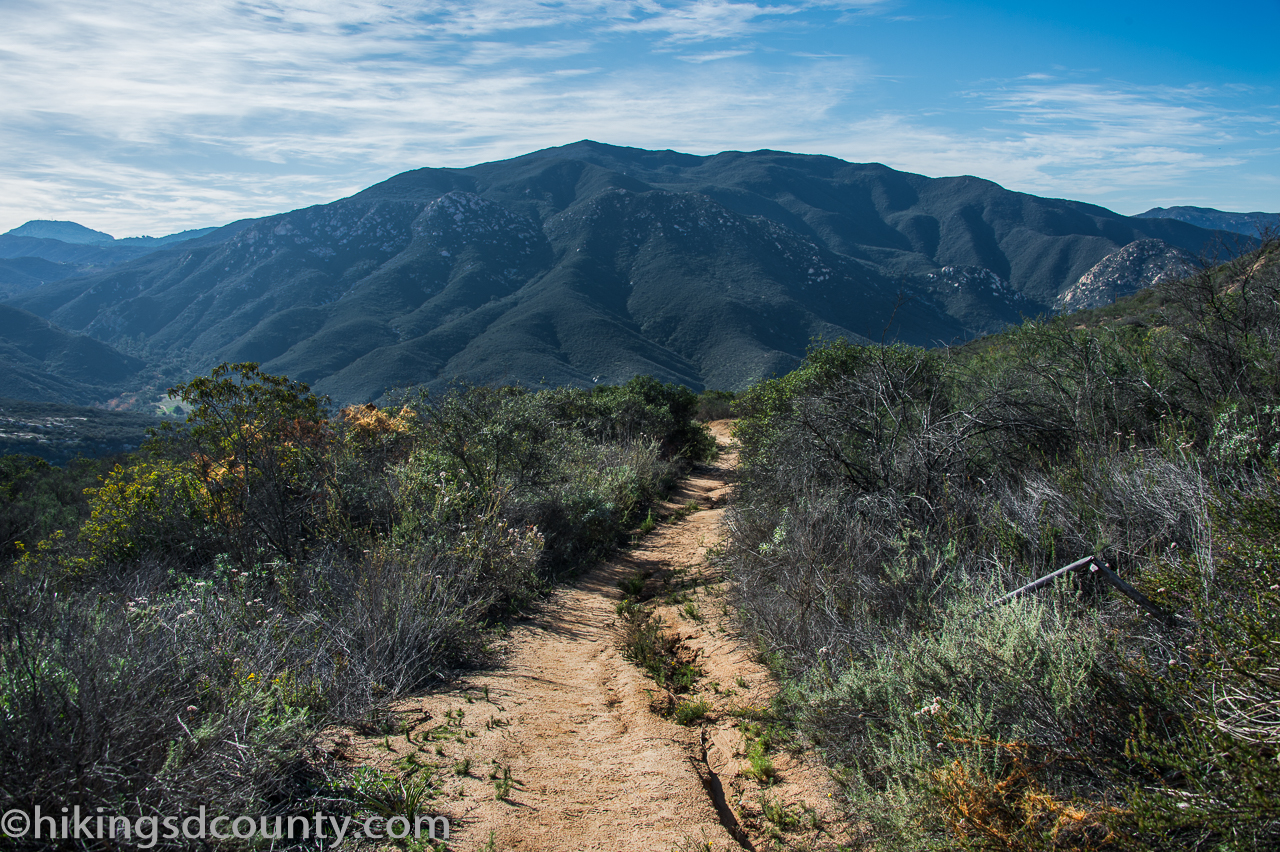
[331,422,849,851]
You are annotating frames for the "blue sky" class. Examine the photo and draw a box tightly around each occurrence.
[1,0,1276,236]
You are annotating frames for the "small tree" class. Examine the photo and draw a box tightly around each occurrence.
[166,363,330,568]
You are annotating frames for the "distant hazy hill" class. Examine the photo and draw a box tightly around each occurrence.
[0,221,228,286]
[1136,206,1279,238]
[0,257,84,299]
[3,219,222,248]
[3,142,1240,406]
[5,220,116,245]
[0,235,155,268]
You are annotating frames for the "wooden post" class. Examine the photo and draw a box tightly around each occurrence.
[974,555,1097,618]
[1087,560,1179,625]
[974,554,1180,624]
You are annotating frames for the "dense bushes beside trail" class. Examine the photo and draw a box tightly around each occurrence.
[0,370,712,848]
[0,454,112,562]
[695,389,737,422]
[726,237,1280,850]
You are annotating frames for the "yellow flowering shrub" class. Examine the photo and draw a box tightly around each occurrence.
[79,459,211,567]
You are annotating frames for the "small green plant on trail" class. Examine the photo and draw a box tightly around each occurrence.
[349,766,438,819]
[620,610,702,693]
[673,698,712,726]
[618,570,648,599]
[739,720,780,783]
[489,763,516,800]
[394,750,429,776]
[639,510,658,535]
[672,500,702,521]
[673,830,717,852]
[760,794,805,834]
[745,740,776,784]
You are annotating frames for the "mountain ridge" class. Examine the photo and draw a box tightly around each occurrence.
[1135,205,1279,237]
[3,219,222,247]
[1,142,1248,406]
[0,222,237,295]
[0,303,149,405]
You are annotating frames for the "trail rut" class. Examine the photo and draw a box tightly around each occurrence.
[328,422,849,851]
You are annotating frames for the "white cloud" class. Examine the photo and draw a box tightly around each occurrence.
[0,0,886,233]
[614,0,793,43]
[613,0,892,44]
[813,81,1272,212]
[676,49,754,62]
[0,1,1273,234]
[980,82,1231,145]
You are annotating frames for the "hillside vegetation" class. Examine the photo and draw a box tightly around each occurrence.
[3,233,1278,850]
[0,369,715,848]
[725,237,1280,849]
[0,304,152,405]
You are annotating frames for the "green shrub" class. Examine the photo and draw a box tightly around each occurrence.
[1126,485,1280,850]
[78,458,212,569]
[161,362,331,568]
[695,389,736,422]
[1,363,713,844]
[719,239,1280,850]
[0,454,107,562]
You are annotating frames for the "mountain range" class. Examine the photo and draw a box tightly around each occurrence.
[1134,206,1279,237]
[0,221,230,299]
[0,142,1266,408]
[3,219,221,249]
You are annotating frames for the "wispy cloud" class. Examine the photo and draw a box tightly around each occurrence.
[818,80,1271,211]
[677,49,755,62]
[981,81,1231,144]
[0,1,1273,234]
[613,0,797,44]
[0,0,885,233]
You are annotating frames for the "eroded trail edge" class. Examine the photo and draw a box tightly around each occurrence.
[329,422,847,851]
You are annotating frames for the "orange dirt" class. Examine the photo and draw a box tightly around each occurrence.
[326,421,852,850]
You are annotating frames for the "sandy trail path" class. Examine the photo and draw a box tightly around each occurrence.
[331,422,848,851]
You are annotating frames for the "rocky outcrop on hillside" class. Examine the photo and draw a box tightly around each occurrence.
[1054,239,1194,313]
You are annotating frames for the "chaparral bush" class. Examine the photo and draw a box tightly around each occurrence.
[725,237,1280,851]
[0,365,711,848]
